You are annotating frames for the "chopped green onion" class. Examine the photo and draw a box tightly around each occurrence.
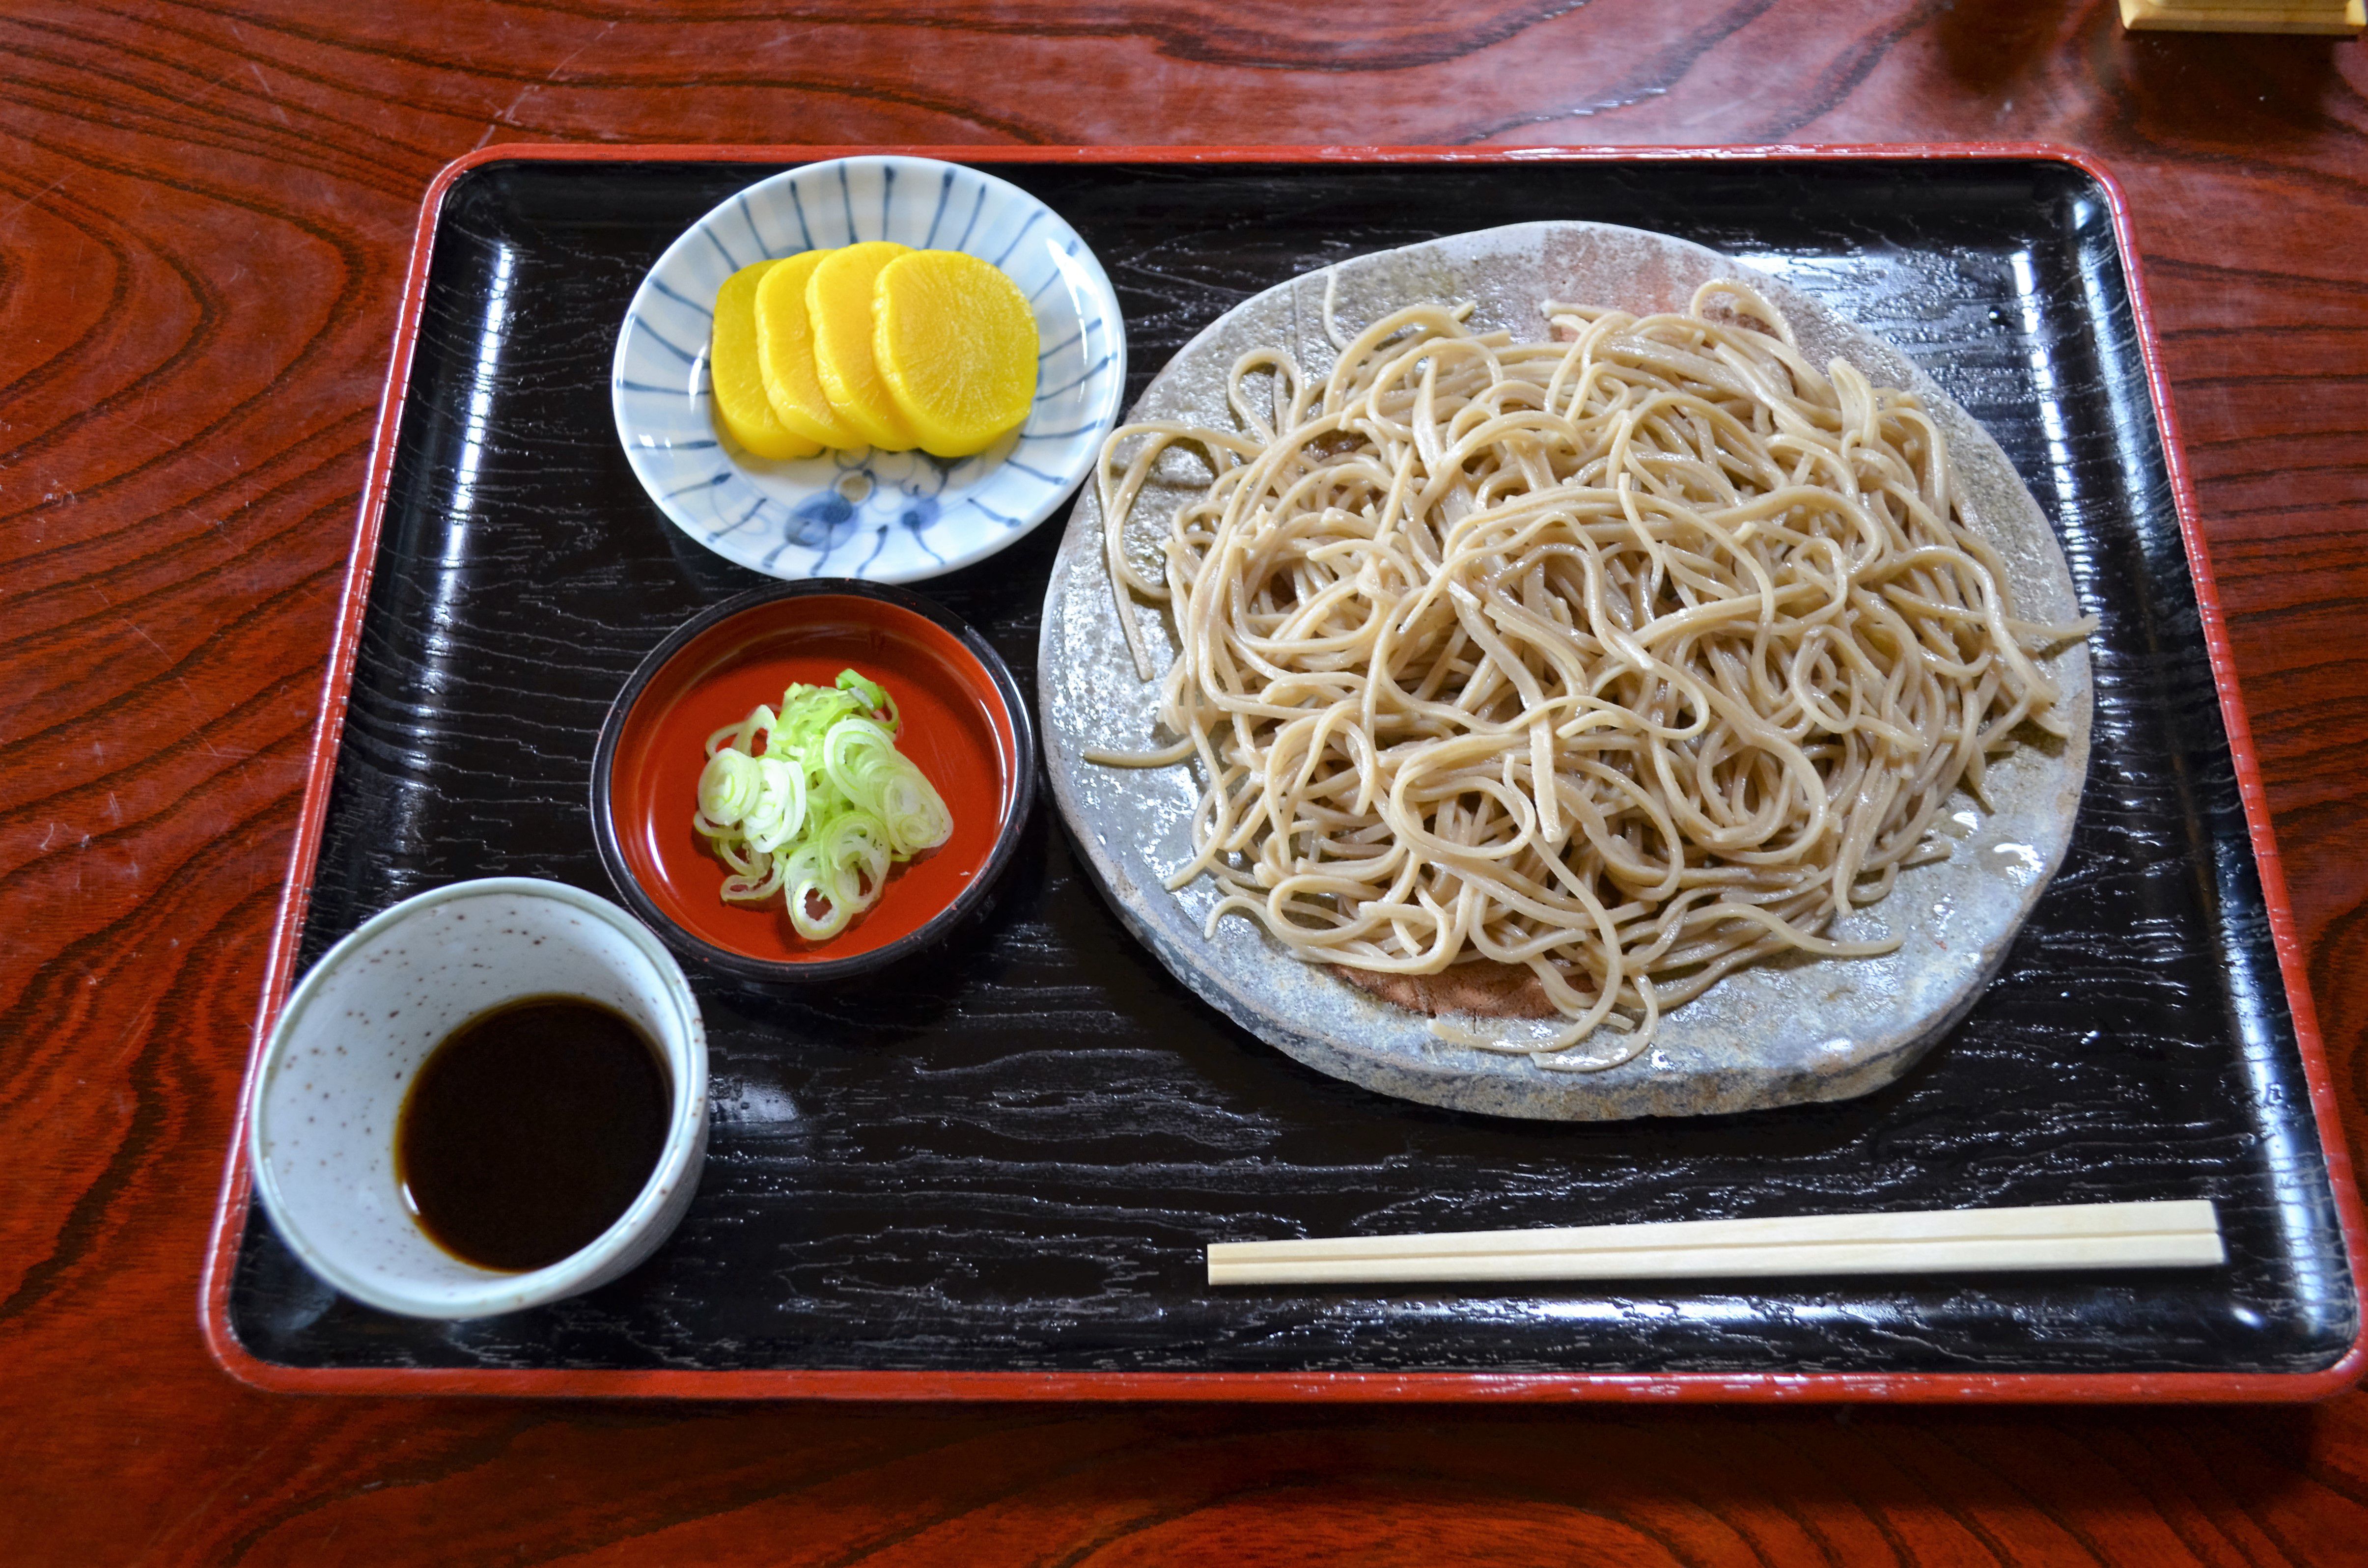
[694,667,954,937]
[695,747,763,829]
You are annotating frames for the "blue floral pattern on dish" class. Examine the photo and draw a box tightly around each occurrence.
[613,157,1127,584]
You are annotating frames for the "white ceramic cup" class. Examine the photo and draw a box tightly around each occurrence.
[248,878,708,1318]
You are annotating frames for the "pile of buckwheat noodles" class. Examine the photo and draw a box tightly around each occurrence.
[1090,277,2089,1071]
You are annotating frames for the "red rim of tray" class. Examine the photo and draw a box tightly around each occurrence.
[201,140,2368,1405]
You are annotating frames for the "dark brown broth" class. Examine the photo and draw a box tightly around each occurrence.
[394,995,670,1273]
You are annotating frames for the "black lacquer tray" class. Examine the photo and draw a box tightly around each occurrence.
[205,147,2363,1400]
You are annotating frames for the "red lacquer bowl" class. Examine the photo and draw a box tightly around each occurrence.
[592,580,1036,984]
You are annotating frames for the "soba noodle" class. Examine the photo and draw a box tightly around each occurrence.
[1090,278,2089,1071]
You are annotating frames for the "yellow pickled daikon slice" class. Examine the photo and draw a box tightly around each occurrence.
[805,241,918,452]
[873,250,1039,459]
[712,261,822,460]
[754,250,859,450]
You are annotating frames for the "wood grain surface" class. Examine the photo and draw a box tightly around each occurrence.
[4,1,2365,1561]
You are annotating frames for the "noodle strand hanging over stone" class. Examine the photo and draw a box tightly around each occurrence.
[1091,279,2092,1072]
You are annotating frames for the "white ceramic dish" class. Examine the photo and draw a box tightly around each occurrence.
[613,155,1126,584]
[247,878,708,1318]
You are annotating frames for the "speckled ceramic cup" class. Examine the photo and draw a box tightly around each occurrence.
[247,878,708,1319]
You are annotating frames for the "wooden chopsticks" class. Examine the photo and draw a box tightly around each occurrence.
[1205,1199,2224,1287]
[2121,0,2362,37]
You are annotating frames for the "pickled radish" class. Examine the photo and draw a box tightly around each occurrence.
[873,249,1038,458]
[711,261,822,460]
[805,242,919,452]
[753,250,859,450]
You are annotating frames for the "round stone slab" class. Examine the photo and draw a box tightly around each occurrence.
[1038,221,2092,1122]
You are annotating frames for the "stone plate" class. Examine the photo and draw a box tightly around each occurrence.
[1038,221,2092,1122]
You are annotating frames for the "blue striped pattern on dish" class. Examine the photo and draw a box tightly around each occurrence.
[611,157,1127,583]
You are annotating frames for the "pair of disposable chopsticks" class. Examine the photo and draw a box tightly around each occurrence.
[1204,1199,2223,1287]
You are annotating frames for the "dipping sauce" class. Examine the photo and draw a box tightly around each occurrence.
[394,996,671,1273]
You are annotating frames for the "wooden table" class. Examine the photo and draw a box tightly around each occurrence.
[6,2,2365,1560]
